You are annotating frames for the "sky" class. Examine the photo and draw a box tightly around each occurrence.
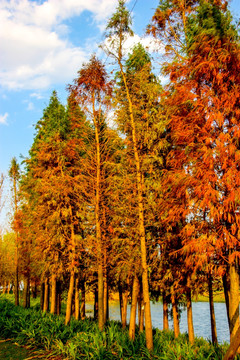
[0,0,239,228]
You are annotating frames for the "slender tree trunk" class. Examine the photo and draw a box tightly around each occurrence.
[162,291,169,331]
[50,274,57,314]
[103,270,109,323]
[80,279,85,320]
[94,285,98,320]
[229,260,239,341]
[7,281,11,294]
[43,278,49,312]
[93,109,104,331]
[186,278,194,344]
[119,280,128,328]
[13,173,19,307]
[3,281,6,294]
[75,277,80,321]
[138,296,144,332]
[32,280,37,299]
[222,271,230,329]
[208,273,218,344]
[65,270,75,325]
[23,275,30,309]
[119,282,123,323]
[14,257,19,306]
[40,282,45,311]
[119,64,153,350]
[171,292,180,338]
[129,275,139,341]
[98,264,104,328]
[138,280,144,332]
[56,281,62,315]
[122,289,128,329]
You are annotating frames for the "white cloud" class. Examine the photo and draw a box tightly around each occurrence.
[103,33,164,59]
[0,0,119,91]
[27,102,34,111]
[30,93,44,100]
[0,112,8,125]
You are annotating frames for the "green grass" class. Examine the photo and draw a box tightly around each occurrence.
[193,292,226,303]
[0,294,234,359]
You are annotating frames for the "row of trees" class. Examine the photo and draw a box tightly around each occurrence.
[1,0,240,355]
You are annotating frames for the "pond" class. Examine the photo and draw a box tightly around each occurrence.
[86,301,230,344]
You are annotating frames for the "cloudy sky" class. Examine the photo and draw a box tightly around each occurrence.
[0,0,165,175]
[0,0,239,225]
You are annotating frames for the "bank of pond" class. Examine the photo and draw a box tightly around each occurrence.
[0,295,236,360]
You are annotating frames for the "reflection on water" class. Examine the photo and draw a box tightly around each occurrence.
[86,301,230,344]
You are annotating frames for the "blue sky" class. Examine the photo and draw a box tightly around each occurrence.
[0,0,239,228]
[0,0,161,176]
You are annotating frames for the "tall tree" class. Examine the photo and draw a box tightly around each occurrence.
[150,0,240,343]
[104,1,166,347]
[22,90,87,324]
[69,55,112,330]
[9,157,20,306]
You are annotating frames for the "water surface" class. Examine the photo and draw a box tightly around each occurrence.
[86,301,229,344]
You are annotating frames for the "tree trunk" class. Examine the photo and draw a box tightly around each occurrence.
[103,273,109,323]
[129,275,139,341]
[50,274,57,314]
[43,278,49,312]
[208,273,218,344]
[162,291,169,331]
[223,326,240,360]
[23,275,30,309]
[119,282,123,323]
[56,281,62,315]
[7,281,11,294]
[97,237,104,329]
[65,270,75,325]
[186,279,194,344]
[229,260,239,341]
[80,279,85,320]
[93,109,104,331]
[14,260,19,306]
[32,280,37,299]
[222,271,230,329]
[40,282,45,311]
[3,281,6,294]
[75,277,80,320]
[171,292,180,338]
[120,64,153,350]
[119,281,128,329]
[94,285,98,320]
[138,296,144,332]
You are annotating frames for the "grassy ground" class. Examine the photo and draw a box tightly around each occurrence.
[0,294,233,360]
[193,292,226,303]
[0,341,32,360]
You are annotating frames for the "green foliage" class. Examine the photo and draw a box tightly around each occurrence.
[186,0,238,50]
[0,297,232,359]
[105,0,133,40]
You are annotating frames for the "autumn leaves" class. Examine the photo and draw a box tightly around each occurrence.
[3,0,240,355]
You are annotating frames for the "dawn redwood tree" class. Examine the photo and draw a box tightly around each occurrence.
[150,0,240,343]
[69,55,113,331]
[22,91,87,323]
[9,157,20,306]
[104,1,166,348]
